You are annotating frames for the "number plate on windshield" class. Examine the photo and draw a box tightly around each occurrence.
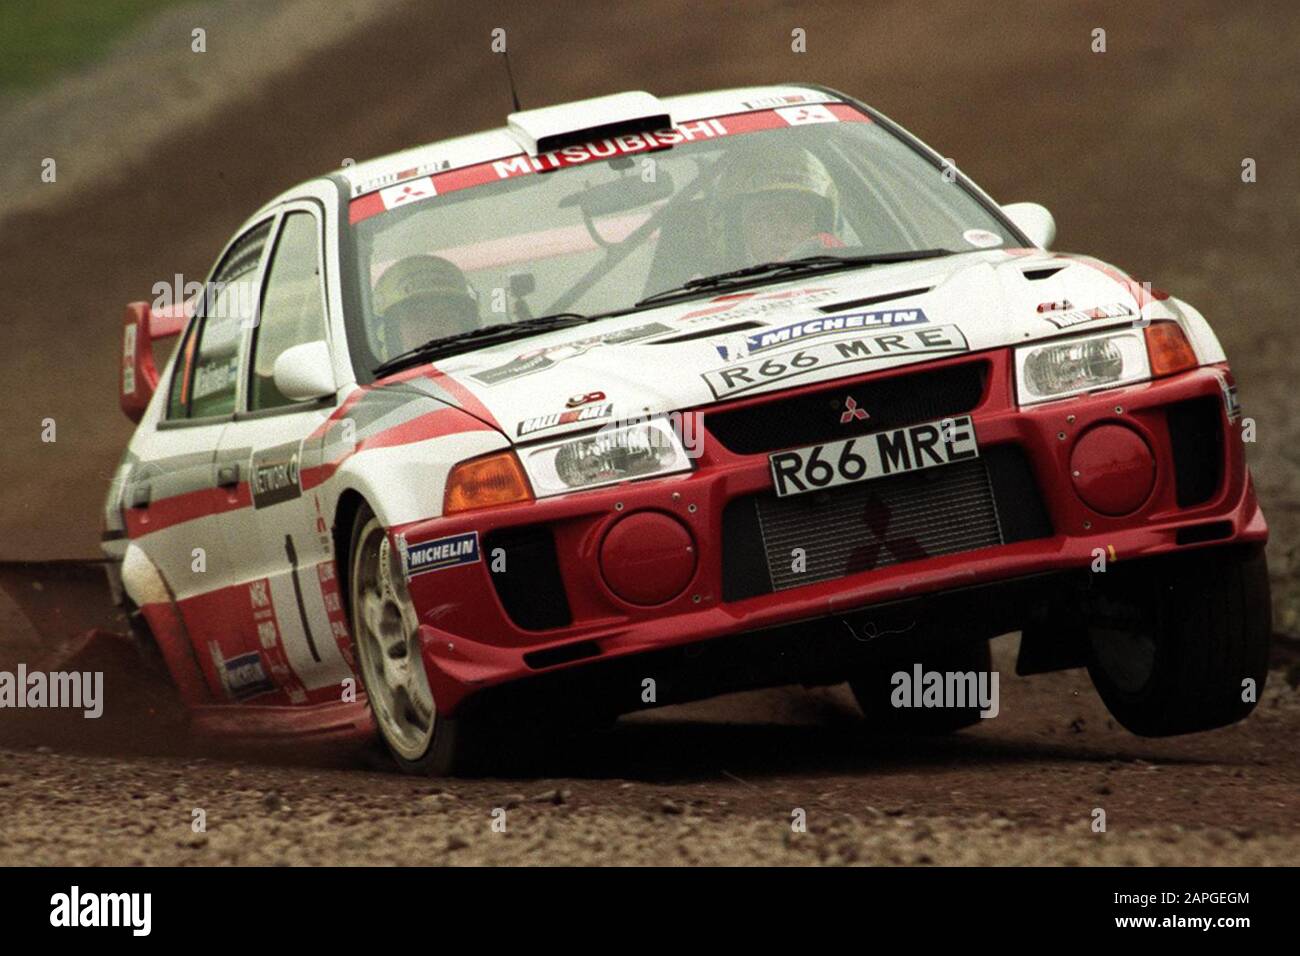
[768,415,980,498]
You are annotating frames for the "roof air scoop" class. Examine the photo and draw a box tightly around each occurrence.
[507,91,673,157]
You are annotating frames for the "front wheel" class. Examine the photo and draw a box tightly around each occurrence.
[347,505,473,775]
[1086,545,1271,737]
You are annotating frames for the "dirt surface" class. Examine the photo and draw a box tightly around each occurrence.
[3,640,1299,865]
[0,0,1298,865]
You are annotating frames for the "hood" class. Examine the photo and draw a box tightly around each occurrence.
[415,248,1163,442]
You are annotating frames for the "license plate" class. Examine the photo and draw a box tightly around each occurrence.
[768,415,980,498]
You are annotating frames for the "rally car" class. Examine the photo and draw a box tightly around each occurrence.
[104,84,1270,773]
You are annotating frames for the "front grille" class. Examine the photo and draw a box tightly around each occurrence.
[722,446,1053,600]
[705,361,987,456]
[755,459,1001,591]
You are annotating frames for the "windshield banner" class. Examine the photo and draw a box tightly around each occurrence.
[348,104,869,224]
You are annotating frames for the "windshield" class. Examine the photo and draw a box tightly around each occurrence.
[347,102,1016,371]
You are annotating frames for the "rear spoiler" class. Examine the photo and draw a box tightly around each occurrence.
[120,299,190,423]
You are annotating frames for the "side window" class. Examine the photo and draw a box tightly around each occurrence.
[168,222,271,420]
[248,211,328,411]
[165,321,198,419]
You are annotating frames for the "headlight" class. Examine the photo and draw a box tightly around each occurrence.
[1015,328,1151,404]
[520,417,693,496]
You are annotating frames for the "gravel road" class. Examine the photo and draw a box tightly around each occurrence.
[3,639,1298,865]
[0,0,1296,865]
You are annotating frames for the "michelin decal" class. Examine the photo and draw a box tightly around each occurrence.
[714,308,929,360]
[403,531,481,578]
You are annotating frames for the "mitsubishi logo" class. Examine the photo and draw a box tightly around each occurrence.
[392,184,426,203]
[847,498,928,572]
[840,396,869,424]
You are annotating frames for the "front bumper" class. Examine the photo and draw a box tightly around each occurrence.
[394,352,1265,716]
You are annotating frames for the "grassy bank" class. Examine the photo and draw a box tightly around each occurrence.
[0,0,190,92]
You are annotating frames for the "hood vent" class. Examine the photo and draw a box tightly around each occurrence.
[1021,266,1065,280]
[817,286,931,313]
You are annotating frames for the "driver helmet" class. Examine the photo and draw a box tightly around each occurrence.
[706,144,841,266]
[372,255,480,355]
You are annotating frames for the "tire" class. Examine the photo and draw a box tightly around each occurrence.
[125,599,173,681]
[1086,545,1271,737]
[848,638,993,734]
[346,504,476,775]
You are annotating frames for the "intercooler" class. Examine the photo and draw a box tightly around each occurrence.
[721,446,1053,600]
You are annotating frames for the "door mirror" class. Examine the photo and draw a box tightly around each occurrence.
[272,340,335,403]
[1002,202,1056,249]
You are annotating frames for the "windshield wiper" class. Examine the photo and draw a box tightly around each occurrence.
[634,249,956,308]
[373,312,592,377]
[371,249,959,376]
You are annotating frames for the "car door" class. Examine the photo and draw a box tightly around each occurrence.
[125,219,275,703]
[214,203,354,704]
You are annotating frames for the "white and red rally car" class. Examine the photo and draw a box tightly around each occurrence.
[105,85,1269,773]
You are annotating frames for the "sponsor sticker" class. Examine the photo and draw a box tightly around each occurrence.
[379,176,437,210]
[741,93,813,110]
[352,160,450,197]
[491,120,729,179]
[223,652,275,699]
[674,286,839,326]
[210,643,275,701]
[566,390,606,408]
[775,104,838,125]
[1043,302,1133,329]
[962,228,1003,249]
[404,531,481,578]
[348,106,871,224]
[1036,299,1074,313]
[250,442,302,509]
[517,402,613,437]
[1216,372,1241,422]
[318,561,354,668]
[471,322,672,385]
[245,576,311,702]
[714,308,929,360]
[702,324,969,399]
[122,323,137,396]
[192,355,238,400]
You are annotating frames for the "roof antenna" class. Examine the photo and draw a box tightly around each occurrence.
[502,48,523,113]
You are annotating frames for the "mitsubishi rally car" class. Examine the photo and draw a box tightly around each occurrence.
[104,84,1270,774]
